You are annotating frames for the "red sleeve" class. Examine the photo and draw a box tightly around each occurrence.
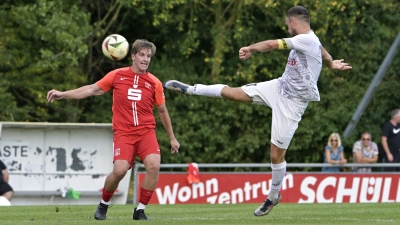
[148,74,165,106]
[96,70,117,92]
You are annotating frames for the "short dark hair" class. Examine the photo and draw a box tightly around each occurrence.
[361,131,371,139]
[286,6,310,24]
[131,39,156,56]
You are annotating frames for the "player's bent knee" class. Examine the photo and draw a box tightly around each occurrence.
[270,144,286,164]
[113,167,129,178]
[145,162,160,173]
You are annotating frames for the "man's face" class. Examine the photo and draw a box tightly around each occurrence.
[394,114,400,123]
[361,135,371,147]
[286,17,298,37]
[131,48,152,72]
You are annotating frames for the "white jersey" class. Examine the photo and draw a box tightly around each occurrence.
[278,30,322,102]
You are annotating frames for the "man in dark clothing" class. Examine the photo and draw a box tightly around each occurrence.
[0,160,14,201]
[381,109,400,172]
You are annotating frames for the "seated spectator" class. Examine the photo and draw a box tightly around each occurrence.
[352,132,378,172]
[322,133,347,172]
[0,159,13,201]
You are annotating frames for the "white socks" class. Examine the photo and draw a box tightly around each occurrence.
[193,84,227,98]
[101,199,110,205]
[137,203,146,210]
[268,161,286,201]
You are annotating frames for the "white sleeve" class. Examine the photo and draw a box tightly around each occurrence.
[372,143,379,155]
[352,142,360,153]
[284,34,313,53]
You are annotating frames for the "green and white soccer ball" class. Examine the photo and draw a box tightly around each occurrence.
[102,34,129,61]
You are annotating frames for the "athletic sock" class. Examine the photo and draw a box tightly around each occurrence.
[268,161,286,201]
[101,188,115,203]
[137,202,146,210]
[193,84,227,98]
[100,199,111,205]
[186,86,194,95]
[139,188,154,205]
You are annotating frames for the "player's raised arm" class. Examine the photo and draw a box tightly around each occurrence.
[322,47,352,70]
[239,39,282,61]
[47,84,105,103]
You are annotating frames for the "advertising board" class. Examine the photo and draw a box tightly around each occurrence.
[138,173,400,204]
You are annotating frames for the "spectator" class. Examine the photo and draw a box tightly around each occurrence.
[381,109,400,172]
[322,133,347,172]
[0,159,13,201]
[352,132,378,172]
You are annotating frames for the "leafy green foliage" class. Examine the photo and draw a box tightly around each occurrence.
[0,0,92,121]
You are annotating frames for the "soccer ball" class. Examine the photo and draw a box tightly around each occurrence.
[102,34,129,61]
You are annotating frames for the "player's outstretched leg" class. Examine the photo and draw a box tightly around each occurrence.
[163,80,194,95]
[164,80,228,98]
[94,202,109,220]
[254,193,282,216]
[133,207,148,220]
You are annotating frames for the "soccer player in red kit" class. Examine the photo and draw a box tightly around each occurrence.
[47,39,180,221]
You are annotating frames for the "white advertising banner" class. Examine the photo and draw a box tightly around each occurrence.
[0,122,131,206]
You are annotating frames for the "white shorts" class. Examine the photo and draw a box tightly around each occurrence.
[241,79,308,149]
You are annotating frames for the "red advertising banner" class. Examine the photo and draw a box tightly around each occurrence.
[137,173,400,204]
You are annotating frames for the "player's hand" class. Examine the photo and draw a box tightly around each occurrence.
[47,90,64,103]
[330,59,352,70]
[239,47,252,61]
[170,138,180,154]
[387,153,394,162]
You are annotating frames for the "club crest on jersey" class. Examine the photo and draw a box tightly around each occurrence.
[145,82,151,89]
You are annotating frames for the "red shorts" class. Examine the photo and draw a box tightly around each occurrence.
[113,130,160,168]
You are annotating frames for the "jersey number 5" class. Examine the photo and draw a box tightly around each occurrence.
[128,89,142,101]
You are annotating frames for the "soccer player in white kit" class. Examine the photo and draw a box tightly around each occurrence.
[164,5,352,216]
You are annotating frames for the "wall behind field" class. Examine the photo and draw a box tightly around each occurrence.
[0,122,131,206]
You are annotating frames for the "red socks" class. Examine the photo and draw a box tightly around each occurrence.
[101,188,115,202]
[139,188,154,205]
[102,187,153,204]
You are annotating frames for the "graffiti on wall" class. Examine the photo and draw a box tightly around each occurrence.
[0,143,101,174]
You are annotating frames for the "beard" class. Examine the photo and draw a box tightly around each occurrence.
[290,29,299,37]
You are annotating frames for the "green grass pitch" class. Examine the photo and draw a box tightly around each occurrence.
[1,203,399,225]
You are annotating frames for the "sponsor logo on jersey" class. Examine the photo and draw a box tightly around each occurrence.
[133,75,139,89]
[287,59,296,66]
[393,128,400,134]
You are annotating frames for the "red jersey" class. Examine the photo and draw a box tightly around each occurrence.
[96,67,165,135]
